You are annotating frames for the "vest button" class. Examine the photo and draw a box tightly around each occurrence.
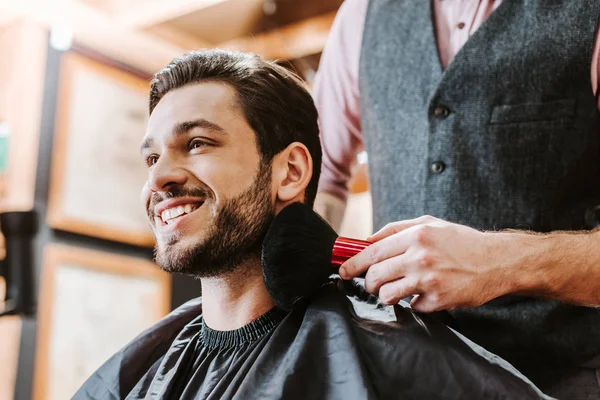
[433,106,450,119]
[431,161,446,174]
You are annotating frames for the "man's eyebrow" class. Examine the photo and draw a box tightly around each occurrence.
[173,119,226,136]
[140,119,226,154]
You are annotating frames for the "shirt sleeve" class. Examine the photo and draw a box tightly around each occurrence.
[313,0,368,202]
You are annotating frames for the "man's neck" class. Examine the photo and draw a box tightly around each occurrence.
[200,257,275,331]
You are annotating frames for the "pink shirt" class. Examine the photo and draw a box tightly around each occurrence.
[314,0,600,202]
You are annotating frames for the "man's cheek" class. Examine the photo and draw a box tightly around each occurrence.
[141,182,151,212]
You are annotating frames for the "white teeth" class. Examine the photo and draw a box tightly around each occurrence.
[160,203,200,223]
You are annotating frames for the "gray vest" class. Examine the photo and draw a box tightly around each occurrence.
[360,0,600,386]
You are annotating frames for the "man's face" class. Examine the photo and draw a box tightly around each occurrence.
[141,82,275,277]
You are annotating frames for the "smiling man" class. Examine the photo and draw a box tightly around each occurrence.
[139,64,315,332]
[74,50,552,400]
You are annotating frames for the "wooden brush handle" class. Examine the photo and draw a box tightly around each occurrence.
[331,236,371,266]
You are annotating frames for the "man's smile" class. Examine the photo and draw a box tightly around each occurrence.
[153,197,206,228]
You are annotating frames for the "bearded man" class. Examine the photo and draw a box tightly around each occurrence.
[74,50,552,400]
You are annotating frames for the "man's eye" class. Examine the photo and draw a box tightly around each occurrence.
[189,138,209,151]
[146,155,159,167]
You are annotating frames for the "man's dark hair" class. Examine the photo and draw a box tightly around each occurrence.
[149,50,321,206]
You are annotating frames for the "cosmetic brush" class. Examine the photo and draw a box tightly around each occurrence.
[261,202,370,310]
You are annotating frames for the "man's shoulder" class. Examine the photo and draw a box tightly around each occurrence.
[72,297,203,399]
[165,296,203,322]
[301,280,550,399]
[306,279,436,340]
[312,278,404,324]
[131,296,203,344]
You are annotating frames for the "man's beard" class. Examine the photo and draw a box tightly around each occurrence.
[154,162,274,278]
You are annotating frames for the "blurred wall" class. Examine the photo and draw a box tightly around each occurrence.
[0,37,203,400]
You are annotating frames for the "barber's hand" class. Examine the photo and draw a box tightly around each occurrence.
[339,216,515,312]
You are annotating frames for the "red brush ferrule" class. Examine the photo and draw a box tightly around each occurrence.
[331,236,371,266]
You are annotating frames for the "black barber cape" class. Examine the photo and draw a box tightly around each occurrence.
[74,280,552,400]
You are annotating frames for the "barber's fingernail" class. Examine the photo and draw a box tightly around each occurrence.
[339,267,347,279]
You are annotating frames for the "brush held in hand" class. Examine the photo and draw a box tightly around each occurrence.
[262,202,370,310]
[261,203,458,328]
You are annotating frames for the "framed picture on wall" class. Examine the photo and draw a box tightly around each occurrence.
[33,244,171,400]
[47,52,154,247]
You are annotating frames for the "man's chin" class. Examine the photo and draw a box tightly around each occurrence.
[155,250,192,274]
[154,239,197,273]
[154,241,261,278]
[154,227,206,252]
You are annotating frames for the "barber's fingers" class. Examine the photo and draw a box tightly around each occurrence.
[340,230,412,279]
[379,281,447,312]
[378,277,420,305]
[410,294,445,313]
[368,215,440,242]
[364,256,408,294]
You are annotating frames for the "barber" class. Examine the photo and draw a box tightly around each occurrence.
[313,0,600,398]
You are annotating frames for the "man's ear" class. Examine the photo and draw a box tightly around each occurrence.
[272,142,313,205]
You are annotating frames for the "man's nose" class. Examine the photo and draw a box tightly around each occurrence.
[148,154,188,192]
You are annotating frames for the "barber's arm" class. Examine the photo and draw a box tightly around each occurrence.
[312,0,367,230]
[339,216,600,311]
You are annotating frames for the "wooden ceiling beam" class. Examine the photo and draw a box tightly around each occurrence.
[114,0,228,29]
[0,0,187,74]
[218,11,336,60]
[146,25,210,50]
